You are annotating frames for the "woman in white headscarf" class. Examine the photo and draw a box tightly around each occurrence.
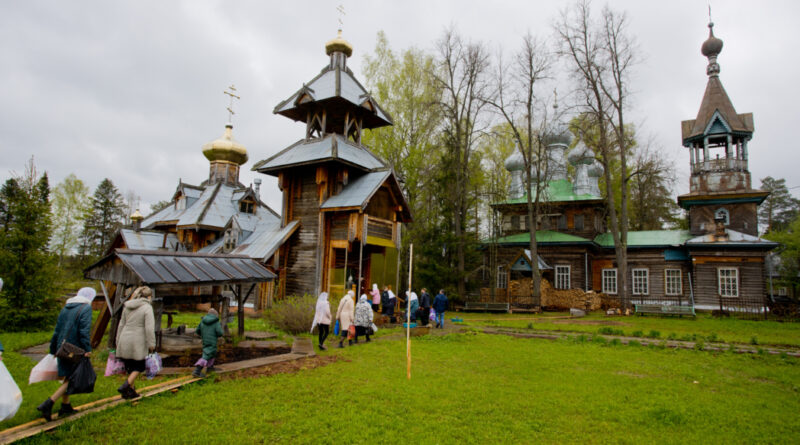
[407,290,419,323]
[354,294,374,343]
[310,292,331,350]
[335,290,356,348]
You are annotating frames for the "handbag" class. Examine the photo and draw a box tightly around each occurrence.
[334,320,340,336]
[55,306,88,363]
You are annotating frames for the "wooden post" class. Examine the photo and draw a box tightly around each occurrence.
[407,243,413,380]
[221,293,231,337]
[107,284,126,349]
[152,288,163,350]
[89,281,115,349]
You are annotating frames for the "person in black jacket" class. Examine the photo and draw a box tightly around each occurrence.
[419,288,432,327]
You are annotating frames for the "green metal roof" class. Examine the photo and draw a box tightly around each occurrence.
[499,179,602,205]
[493,230,591,245]
[593,230,693,248]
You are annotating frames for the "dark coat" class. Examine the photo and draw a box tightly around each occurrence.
[420,292,431,309]
[433,293,448,313]
[381,291,389,313]
[49,301,92,377]
[196,314,224,360]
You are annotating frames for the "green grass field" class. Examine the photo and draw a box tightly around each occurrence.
[2,313,800,444]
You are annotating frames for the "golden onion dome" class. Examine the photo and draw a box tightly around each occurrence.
[202,123,248,165]
[130,209,144,221]
[325,29,353,57]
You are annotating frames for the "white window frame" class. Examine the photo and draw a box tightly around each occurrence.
[555,265,571,290]
[602,268,617,295]
[632,268,649,295]
[715,208,730,225]
[497,265,507,289]
[664,269,682,296]
[718,267,738,298]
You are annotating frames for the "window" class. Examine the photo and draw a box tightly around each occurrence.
[715,208,730,225]
[778,287,787,296]
[665,269,682,295]
[602,268,617,294]
[555,265,571,289]
[511,215,520,231]
[497,266,507,289]
[718,268,738,297]
[574,214,584,231]
[240,200,255,214]
[632,268,649,295]
[557,215,567,230]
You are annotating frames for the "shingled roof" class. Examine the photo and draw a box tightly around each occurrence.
[681,67,754,142]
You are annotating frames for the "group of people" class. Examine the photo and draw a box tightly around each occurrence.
[34,285,222,421]
[310,284,449,350]
[401,288,448,328]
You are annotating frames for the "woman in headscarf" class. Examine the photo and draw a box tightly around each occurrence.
[115,286,155,399]
[310,292,331,350]
[406,290,419,323]
[37,287,94,421]
[335,290,356,348]
[370,284,381,313]
[354,294,374,343]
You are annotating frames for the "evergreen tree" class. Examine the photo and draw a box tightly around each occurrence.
[80,178,125,260]
[759,176,800,234]
[0,160,59,331]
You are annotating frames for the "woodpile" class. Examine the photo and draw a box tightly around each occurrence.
[540,279,601,311]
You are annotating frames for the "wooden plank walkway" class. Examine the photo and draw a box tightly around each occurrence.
[0,337,315,444]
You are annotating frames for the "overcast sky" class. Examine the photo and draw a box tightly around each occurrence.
[1,0,798,215]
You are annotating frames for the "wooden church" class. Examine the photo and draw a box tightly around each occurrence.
[253,30,411,300]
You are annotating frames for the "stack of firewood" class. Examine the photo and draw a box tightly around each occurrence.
[540,279,601,311]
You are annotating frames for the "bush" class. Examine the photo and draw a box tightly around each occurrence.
[647,330,661,339]
[631,330,644,338]
[264,294,316,335]
[597,327,624,336]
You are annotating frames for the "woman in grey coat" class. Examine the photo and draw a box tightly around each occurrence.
[37,287,94,421]
[115,286,156,399]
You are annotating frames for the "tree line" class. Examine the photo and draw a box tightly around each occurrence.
[0,157,135,331]
[359,0,798,305]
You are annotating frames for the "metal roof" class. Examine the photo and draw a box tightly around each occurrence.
[274,66,392,128]
[200,220,300,262]
[686,229,779,247]
[85,249,275,286]
[320,170,391,210]
[253,134,386,174]
[594,230,693,248]
[119,229,180,251]
[493,230,591,245]
[498,179,603,205]
[523,250,553,270]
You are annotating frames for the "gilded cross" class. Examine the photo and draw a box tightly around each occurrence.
[224,85,240,122]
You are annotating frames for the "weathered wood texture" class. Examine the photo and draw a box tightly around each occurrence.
[284,169,322,297]
[688,202,759,236]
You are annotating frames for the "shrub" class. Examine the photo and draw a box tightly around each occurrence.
[750,336,759,345]
[694,340,705,351]
[527,323,533,329]
[706,332,719,343]
[609,338,622,346]
[264,294,316,335]
[631,330,644,338]
[597,327,624,336]
[667,333,678,340]
[647,330,661,339]
[592,335,608,345]
[628,340,641,347]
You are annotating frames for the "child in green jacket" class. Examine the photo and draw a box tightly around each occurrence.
[193,308,224,378]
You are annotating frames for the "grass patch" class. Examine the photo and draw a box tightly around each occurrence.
[7,333,799,444]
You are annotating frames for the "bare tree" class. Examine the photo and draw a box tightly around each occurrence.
[431,27,492,298]
[485,33,553,304]
[556,0,638,307]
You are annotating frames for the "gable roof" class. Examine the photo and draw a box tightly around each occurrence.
[252,133,386,175]
[681,76,754,142]
[686,229,779,248]
[319,170,412,222]
[118,229,180,251]
[274,65,392,129]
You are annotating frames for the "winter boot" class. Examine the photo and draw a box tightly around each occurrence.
[348,339,353,346]
[338,340,344,348]
[58,403,78,416]
[192,366,205,378]
[37,398,54,421]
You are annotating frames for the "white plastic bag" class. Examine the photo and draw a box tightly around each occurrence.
[29,353,59,384]
[0,361,23,421]
[145,353,162,379]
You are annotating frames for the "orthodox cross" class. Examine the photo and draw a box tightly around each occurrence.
[337,4,346,29]
[224,85,240,122]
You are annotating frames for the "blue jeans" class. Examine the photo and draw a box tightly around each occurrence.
[436,312,445,327]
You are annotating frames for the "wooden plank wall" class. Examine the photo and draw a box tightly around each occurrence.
[692,255,766,309]
[284,170,322,298]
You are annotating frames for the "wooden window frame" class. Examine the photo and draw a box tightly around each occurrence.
[632,268,649,295]
[718,267,738,298]
[497,265,507,289]
[664,269,682,296]
[555,265,571,290]
[602,268,617,295]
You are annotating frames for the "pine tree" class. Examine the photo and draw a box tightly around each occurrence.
[0,160,59,331]
[80,178,125,260]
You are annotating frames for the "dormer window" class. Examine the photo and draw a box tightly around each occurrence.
[176,194,186,210]
[715,208,730,226]
[239,199,255,214]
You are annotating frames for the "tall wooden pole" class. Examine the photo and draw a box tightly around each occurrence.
[407,243,413,380]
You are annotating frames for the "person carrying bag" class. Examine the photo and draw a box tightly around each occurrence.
[37,287,94,421]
